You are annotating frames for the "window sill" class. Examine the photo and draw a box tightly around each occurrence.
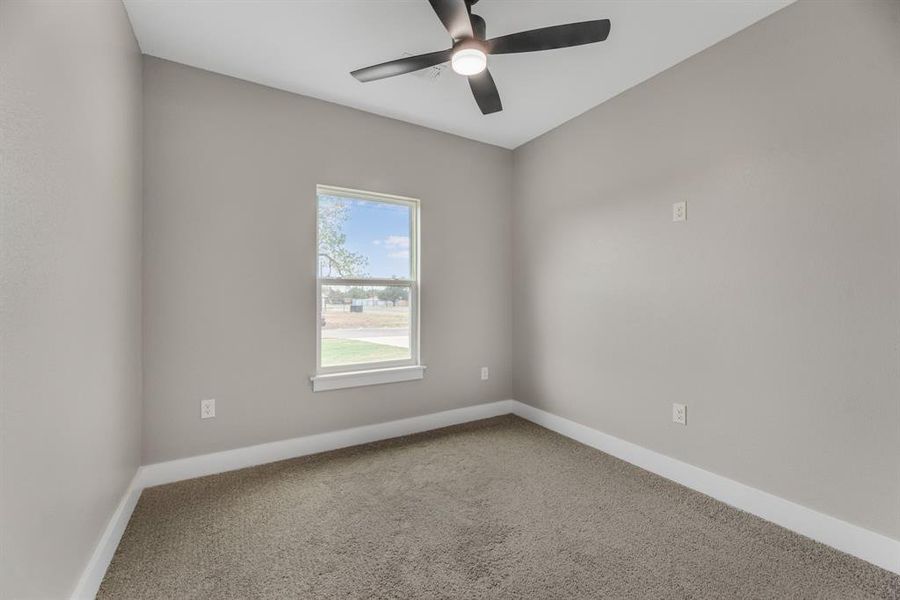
[311,365,426,392]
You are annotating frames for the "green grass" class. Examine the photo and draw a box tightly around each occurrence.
[321,338,409,367]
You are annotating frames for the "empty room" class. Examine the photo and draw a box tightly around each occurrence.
[1,0,899,598]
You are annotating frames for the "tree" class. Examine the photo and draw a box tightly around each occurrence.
[325,286,348,305]
[318,198,368,278]
[377,286,408,306]
[348,287,370,300]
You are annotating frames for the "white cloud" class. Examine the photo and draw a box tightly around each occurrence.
[374,235,410,258]
[383,235,409,249]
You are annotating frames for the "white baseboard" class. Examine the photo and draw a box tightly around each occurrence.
[71,397,897,599]
[137,400,516,488]
[70,472,143,600]
[509,400,900,575]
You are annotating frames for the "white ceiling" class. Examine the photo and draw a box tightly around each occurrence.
[124,0,793,149]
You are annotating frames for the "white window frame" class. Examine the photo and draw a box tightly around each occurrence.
[312,185,423,391]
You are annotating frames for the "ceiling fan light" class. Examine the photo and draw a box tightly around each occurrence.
[451,48,487,76]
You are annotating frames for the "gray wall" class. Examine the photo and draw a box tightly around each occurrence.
[142,57,513,464]
[0,1,143,598]
[512,0,900,540]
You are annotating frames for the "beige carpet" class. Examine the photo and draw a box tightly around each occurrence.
[99,415,899,599]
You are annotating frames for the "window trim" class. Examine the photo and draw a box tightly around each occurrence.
[313,185,421,385]
[311,365,426,392]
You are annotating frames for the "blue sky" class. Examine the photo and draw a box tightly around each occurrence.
[321,195,411,279]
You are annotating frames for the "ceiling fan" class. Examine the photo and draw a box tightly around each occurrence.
[350,0,611,115]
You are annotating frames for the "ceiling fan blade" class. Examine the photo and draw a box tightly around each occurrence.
[351,49,453,82]
[427,0,474,41]
[468,69,502,115]
[487,19,611,55]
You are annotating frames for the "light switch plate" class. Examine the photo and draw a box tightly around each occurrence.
[481,367,489,381]
[201,398,216,419]
[673,201,687,222]
[672,403,686,425]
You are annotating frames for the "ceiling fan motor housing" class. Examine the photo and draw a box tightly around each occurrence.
[453,37,487,55]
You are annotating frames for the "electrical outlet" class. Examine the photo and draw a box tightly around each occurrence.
[672,403,686,425]
[673,201,687,222]
[481,367,489,381]
[201,398,216,419]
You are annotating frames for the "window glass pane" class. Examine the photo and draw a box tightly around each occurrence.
[317,194,412,280]
[321,285,411,367]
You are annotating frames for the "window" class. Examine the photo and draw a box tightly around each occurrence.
[312,185,422,391]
